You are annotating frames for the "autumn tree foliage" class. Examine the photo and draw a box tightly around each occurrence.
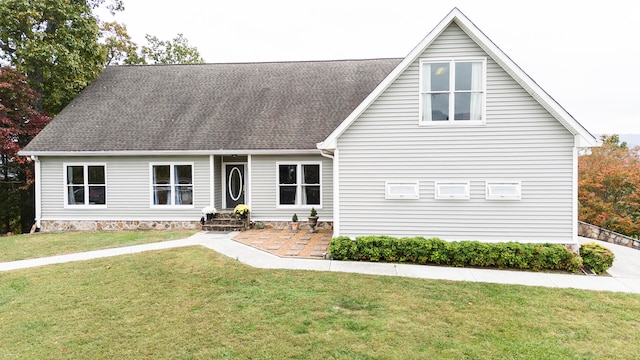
[578,135,640,237]
[0,0,204,116]
[0,67,51,233]
[0,1,204,233]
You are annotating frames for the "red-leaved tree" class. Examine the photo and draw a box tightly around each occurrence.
[578,135,640,237]
[0,67,51,233]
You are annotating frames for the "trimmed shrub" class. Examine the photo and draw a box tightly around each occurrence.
[580,242,615,274]
[329,236,583,273]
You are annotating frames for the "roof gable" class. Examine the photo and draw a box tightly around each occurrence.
[318,8,598,149]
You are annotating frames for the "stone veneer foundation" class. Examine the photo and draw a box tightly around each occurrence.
[258,221,333,231]
[40,220,200,232]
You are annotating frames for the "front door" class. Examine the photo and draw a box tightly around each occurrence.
[225,164,245,208]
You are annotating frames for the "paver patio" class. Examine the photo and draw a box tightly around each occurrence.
[232,227,332,259]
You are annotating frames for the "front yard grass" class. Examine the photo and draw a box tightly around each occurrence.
[0,230,196,262]
[1,247,639,359]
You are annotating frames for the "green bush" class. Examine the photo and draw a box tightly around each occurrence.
[580,242,615,274]
[329,236,583,273]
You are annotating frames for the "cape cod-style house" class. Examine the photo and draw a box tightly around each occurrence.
[20,8,598,246]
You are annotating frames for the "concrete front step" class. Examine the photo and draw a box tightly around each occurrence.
[202,224,246,232]
[206,220,245,226]
[202,209,249,231]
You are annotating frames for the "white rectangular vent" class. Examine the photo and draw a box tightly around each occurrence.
[486,182,521,200]
[435,182,470,200]
[385,181,419,199]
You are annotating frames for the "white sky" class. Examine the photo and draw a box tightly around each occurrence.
[100,0,640,134]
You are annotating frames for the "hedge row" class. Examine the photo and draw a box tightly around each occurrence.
[329,236,584,273]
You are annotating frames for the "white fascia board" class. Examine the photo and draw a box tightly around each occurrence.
[318,7,599,150]
[450,11,599,148]
[318,10,456,150]
[18,149,322,157]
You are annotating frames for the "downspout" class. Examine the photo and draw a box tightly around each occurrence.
[31,155,42,231]
[573,134,591,250]
[320,149,338,237]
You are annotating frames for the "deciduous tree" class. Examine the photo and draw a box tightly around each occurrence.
[0,67,51,233]
[578,135,640,237]
[100,21,145,65]
[0,0,204,232]
[141,33,204,65]
[0,0,123,115]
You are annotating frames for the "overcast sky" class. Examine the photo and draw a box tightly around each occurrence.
[100,0,640,134]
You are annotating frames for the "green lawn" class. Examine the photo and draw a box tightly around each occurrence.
[0,230,196,262]
[1,247,639,359]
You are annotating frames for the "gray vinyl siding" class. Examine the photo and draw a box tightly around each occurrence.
[213,155,223,210]
[250,154,333,221]
[40,156,211,221]
[336,23,576,243]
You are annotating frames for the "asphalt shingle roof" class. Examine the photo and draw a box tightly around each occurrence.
[23,59,402,152]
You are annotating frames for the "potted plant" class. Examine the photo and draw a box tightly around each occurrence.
[201,206,216,221]
[291,213,299,231]
[307,207,319,232]
[234,204,250,219]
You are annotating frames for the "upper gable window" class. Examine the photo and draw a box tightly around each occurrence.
[420,59,485,124]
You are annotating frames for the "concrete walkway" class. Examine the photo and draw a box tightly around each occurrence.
[2,232,639,294]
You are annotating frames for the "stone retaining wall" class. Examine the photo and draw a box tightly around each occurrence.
[578,221,640,250]
[40,220,200,232]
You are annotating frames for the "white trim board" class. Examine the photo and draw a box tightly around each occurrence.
[317,7,598,150]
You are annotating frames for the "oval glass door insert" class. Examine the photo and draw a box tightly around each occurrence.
[228,167,243,201]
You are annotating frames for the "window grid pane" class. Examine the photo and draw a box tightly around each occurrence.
[429,63,449,91]
[302,185,320,205]
[454,93,471,120]
[302,165,320,184]
[153,165,170,185]
[455,62,472,90]
[175,186,193,205]
[88,186,106,205]
[279,185,297,205]
[174,165,192,185]
[430,93,449,120]
[154,186,171,205]
[68,186,84,204]
[87,166,105,184]
[67,166,84,185]
[279,165,297,184]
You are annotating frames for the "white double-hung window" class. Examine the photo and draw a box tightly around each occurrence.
[65,164,106,207]
[277,163,321,208]
[151,163,193,207]
[420,59,485,124]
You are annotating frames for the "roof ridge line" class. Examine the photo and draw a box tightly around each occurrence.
[110,58,405,68]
